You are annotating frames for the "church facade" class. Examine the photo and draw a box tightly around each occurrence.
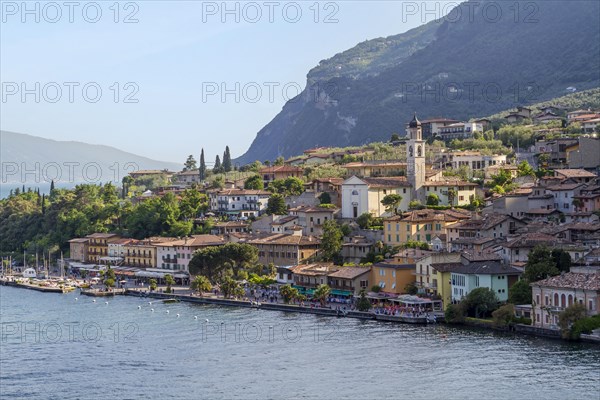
[341,114,478,218]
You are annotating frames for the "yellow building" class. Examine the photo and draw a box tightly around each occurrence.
[124,237,174,268]
[422,180,478,206]
[85,233,121,264]
[343,161,407,178]
[370,261,416,295]
[383,209,470,246]
[415,253,462,303]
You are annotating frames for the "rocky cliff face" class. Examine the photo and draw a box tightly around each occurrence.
[236,0,600,164]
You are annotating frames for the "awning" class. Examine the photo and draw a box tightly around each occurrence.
[330,289,353,296]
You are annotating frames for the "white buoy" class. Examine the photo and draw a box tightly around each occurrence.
[148,301,152,305]
[207,319,211,323]
[138,305,141,309]
[166,310,170,314]
[92,299,96,303]
[151,308,154,312]
[105,301,109,305]
[176,314,180,318]
[75,298,78,301]
[194,316,198,320]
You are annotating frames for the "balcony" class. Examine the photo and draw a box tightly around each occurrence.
[162,257,178,263]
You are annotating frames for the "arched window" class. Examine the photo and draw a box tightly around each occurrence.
[417,145,422,157]
[554,293,559,306]
[351,190,358,195]
[409,146,413,157]
[568,294,573,306]
[561,294,566,308]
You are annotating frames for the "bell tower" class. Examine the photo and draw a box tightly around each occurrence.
[406,113,425,201]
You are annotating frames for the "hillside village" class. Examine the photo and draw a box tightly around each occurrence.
[59,103,600,335]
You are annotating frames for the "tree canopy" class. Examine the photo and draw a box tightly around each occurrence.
[188,242,258,283]
[320,220,343,262]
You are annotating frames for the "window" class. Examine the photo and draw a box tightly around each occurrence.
[379,269,385,276]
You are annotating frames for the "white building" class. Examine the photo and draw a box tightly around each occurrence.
[209,189,271,217]
[546,183,585,213]
[445,151,507,170]
[341,176,412,218]
[438,122,483,140]
[531,272,600,330]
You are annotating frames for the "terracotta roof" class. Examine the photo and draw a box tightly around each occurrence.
[289,205,337,213]
[328,267,371,279]
[214,189,271,196]
[259,165,303,173]
[86,233,120,239]
[290,263,336,276]
[110,238,135,245]
[175,170,200,176]
[452,213,519,231]
[214,221,250,228]
[69,238,90,243]
[156,235,225,247]
[504,233,570,249]
[271,216,298,225]
[531,272,600,291]
[362,177,412,188]
[312,178,344,184]
[249,233,320,246]
[344,161,407,168]
[387,209,471,223]
[422,180,477,187]
[554,169,597,179]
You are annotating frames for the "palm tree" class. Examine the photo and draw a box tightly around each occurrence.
[190,275,212,296]
[164,274,175,293]
[313,284,331,307]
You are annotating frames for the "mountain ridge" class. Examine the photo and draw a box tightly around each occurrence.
[1,130,182,184]
[236,0,600,164]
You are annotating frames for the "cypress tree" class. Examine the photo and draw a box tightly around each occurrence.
[223,146,232,172]
[41,193,46,214]
[50,180,55,191]
[214,155,222,173]
[199,148,207,180]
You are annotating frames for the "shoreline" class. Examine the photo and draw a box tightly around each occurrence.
[2,282,598,344]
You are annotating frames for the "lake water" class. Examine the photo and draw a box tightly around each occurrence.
[1,286,599,400]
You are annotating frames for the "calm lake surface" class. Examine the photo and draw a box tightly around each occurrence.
[1,286,599,400]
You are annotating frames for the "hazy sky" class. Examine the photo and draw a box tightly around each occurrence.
[1,1,455,164]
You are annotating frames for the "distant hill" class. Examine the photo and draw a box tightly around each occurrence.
[237,0,600,164]
[0,131,182,184]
